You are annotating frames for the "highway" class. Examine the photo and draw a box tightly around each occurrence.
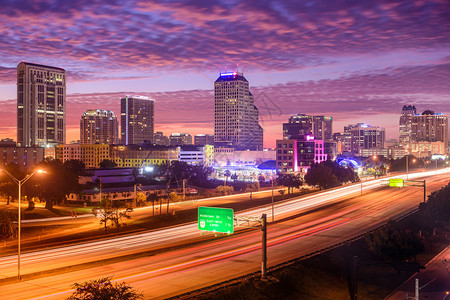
[0,169,448,299]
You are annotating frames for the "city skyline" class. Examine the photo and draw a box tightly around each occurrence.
[0,0,449,147]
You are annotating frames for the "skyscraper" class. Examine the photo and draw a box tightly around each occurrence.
[214,72,263,151]
[283,114,332,140]
[120,95,154,145]
[411,110,448,147]
[17,62,66,147]
[399,105,416,145]
[347,123,385,155]
[80,109,118,144]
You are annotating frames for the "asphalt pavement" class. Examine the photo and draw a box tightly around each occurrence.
[386,246,450,300]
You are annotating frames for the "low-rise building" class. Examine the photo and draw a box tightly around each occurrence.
[179,145,214,166]
[276,135,335,174]
[0,140,45,171]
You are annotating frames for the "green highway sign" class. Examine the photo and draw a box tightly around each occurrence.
[389,178,404,188]
[198,206,234,233]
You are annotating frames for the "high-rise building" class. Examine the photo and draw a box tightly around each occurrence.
[169,133,192,146]
[283,114,332,140]
[283,114,313,140]
[120,95,154,145]
[80,109,118,145]
[194,134,214,146]
[17,62,66,147]
[332,132,352,154]
[411,110,448,152]
[214,72,263,151]
[347,123,385,155]
[276,136,332,174]
[313,116,333,140]
[399,105,416,145]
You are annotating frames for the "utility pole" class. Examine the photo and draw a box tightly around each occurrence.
[134,183,137,207]
[99,177,102,202]
[415,278,419,300]
[261,213,267,280]
[183,179,186,201]
[352,256,358,300]
[271,177,274,222]
[423,180,426,203]
[406,155,409,180]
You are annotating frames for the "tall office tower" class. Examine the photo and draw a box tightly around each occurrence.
[283,114,313,139]
[399,105,416,145]
[312,116,333,140]
[17,62,66,147]
[194,134,214,146]
[347,123,385,155]
[214,72,263,151]
[80,109,118,145]
[120,95,154,145]
[411,110,448,146]
[283,114,332,140]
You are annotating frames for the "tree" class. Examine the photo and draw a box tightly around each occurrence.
[258,174,266,185]
[168,192,180,202]
[188,165,213,188]
[67,276,143,300]
[277,173,303,194]
[100,159,117,169]
[216,185,234,196]
[135,192,146,207]
[230,173,238,181]
[64,159,85,175]
[304,163,340,190]
[322,160,358,184]
[420,183,450,225]
[365,221,424,262]
[0,163,24,205]
[36,159,82,209]
[95,198,133,233]
[0,211,16,239]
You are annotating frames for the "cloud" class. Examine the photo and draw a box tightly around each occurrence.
[3,61,448,147]
[0,0,448,82]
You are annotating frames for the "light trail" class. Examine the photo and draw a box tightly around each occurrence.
[0,169,448,300]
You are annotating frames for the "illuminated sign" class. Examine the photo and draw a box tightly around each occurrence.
[198,207,234,233]
[431,154,446,160]
[389,178,404,188]
[220,72,237,76]
[306,135,314,141]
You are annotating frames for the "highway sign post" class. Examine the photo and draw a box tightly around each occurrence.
[389,178,404,187]
[198,207,234,234]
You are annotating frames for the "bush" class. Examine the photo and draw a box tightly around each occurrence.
[67,276,143,300]
[420,183,450,225]
[365,221,424,262]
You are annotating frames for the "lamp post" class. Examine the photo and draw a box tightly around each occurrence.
[406,155,409,180]
[271,173,275,222]
[1,168,45,280]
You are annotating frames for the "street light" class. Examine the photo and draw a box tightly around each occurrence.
[271,173,277,222]
[0,168,45,280]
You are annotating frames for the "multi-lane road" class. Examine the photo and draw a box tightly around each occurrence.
[0,169,448,299]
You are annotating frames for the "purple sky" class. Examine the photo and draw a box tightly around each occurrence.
[0,0,449,147]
